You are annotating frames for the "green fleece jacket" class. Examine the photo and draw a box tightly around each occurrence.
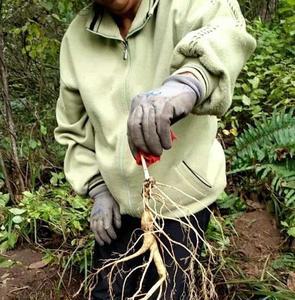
[54,0,256,218]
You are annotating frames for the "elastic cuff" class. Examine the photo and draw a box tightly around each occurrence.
[88,183,108,199]
[172,63,218,102]
[87,174,104,195]
[163,74,204,105]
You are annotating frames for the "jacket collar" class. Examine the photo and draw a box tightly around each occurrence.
[86,0,160,41]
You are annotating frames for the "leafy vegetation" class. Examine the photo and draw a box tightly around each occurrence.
[222,0,294,134]
[0,0,294,299]
[0,173,93,290]
[214,1,295,297]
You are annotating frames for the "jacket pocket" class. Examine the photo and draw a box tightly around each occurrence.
[176,160,212,199]
[181,161,212,189]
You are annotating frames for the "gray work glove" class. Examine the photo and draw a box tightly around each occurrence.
[127,74,204,156]
[89,184,121,246]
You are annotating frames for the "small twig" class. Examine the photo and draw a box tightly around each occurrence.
[56,270,72,299]
[9,286,30,293]
[260,254,270,281]
[58,244,81,290]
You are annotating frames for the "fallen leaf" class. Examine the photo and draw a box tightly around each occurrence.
[28,260,48,270]
[1,273,10,280]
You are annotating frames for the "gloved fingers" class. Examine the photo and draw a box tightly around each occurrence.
[91,219,105,246]
[155,102,173,150]
[142,104,163,156]
[96,219,112,245]
[105,225,117,240]
[113,202,122,229]
[130,94,144,112]
[94,231,105,246]
[103,211,117,240]
[127,105,149,154]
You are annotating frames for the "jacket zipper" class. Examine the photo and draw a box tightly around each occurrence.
[121,38,132,210]
[123,11,152,60]
[182,161,212,189]
[123,40,128,60]
[88,12,152,61]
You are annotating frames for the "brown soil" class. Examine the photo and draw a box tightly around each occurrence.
[231,210,283,277]
[0,247,84,300]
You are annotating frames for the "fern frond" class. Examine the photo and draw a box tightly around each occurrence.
[256,161,295,207]
[228,111,295,218]
[231,109,295,167]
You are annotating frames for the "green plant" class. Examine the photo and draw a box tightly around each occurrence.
[0,173,94,280]
[231,110,294,167]
[272,252,295,271]
[228,110,295,236]
[0,0,87,192]
[221,9,295,136]
[217,192,247,215]
[0,193,19,252]
[215,252,295,299]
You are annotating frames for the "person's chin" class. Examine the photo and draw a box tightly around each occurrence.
[107,0,135,15]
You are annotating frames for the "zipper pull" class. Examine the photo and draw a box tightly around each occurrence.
[123,41,128,60]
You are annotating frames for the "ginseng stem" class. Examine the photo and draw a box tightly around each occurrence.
[141,154,150,180]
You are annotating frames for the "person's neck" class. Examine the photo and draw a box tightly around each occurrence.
[112,1,142,39]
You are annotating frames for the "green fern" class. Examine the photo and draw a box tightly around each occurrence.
[256,161,295,205]
[230,109,295,168]
[228,110,295,236]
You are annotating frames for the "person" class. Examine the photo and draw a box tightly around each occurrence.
[54,0,256,299]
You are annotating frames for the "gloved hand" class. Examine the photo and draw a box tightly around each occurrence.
[127,74,203,156]
[89,184,121,246]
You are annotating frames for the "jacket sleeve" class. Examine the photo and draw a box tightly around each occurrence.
[54,35,103,196]
[170,0,257,116]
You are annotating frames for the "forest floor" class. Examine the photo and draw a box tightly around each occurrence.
[231,209,282,278]
[0,205,286,300]
[0,247,83,300]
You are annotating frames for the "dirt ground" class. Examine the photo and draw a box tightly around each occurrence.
[0,248,83,300]
[232,209,283,277]
[0,208,284,300]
